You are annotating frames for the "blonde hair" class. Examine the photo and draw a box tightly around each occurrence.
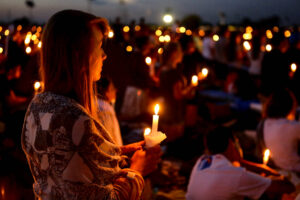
[40,10,109,119]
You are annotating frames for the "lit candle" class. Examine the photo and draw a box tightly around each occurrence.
[191,75,198,86]
[291,63,297,73]
[198,68,209,80]
[243,41,251,51]
[34,81,41,95]
[263,149,270,165]
[145,57,152,65]
[152,104,159,135]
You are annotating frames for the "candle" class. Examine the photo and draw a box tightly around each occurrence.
[243,41,251,51]
[152,104,159,135]
[291,63,297,73]
[198,68,209,80]
[144,128,167,148]
[191,75,198,86]
[145,57,152,65]
[34,81,41,95]
[265,44,272,52]
[263,149,270,165]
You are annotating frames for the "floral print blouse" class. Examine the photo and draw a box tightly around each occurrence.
[21,92,144,199]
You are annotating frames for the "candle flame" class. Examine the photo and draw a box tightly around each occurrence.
[34,81,41,91]
[291,63,297,72]
[145,57,152,65]
[144,128,151,136]
[243,41,251,51]
[26,46,32,54]
[192,75,198,86]
[202,68,208,76]
[265,44,272,52]
[263,149,270,165]
[154,104,159,115]
[108,31,114,38]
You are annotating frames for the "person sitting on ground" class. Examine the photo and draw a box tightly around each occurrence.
[97,77,123,146]
[259,88,300,172]
[186,126,295,200]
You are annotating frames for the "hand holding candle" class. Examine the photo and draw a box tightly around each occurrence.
[144,104,167,148]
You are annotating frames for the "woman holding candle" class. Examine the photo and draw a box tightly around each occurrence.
[159,42,196,138]
[21,10,161,200]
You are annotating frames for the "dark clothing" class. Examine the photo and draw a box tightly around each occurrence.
[181,51,204,82]
[261,49,289,95]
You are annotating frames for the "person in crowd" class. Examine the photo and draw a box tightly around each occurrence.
[261,33,290,96]
[180,35,204,82]
[202,30,215,61]
[186,126,295,200]
[21,10,161,199]
[97,77,123,146]
[159,42,195,139]
[248,34,264,76]
[259,88,300,172]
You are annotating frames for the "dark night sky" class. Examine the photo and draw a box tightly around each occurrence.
[0,0,299,25]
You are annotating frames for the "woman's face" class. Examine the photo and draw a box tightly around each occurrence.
[90,26,107,82]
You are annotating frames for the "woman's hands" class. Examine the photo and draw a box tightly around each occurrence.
[130,145,162,176]
[120,141,145,155]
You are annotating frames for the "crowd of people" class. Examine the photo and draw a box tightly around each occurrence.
[0,9,300,199]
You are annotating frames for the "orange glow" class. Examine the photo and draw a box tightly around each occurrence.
[145,57,152,65]
[38,41,42,48]
[284,30,291,38]
[135,25,141,31]
[144,128,151,136]
[291,63,297,72]
[155,29,162,36]
[213,34,219,42]
[159,35,165,42]
[17,25,22,31]
[265,44,272,52]
[158,47,163,54]
[266,30,273,39]
[4,29,9,36]
[245,26,253,33]
[123,26,130,33]
[179,26,186,33]
[186,29,192,36]
[192,75,198,86]
[108,31,114,38]
[263,149,270,165]
[243,33,252,40]
[0,47,3,54]
[243,41,251,51]
[34,81,41,91]
[164,35,171,42]
[126,45,133,52]
[199,30,205,37]
[26,46,32,54]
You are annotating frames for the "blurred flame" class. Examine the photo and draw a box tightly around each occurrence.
[144,128,151,136]
[263,149,270,165]
[154,104,159,115]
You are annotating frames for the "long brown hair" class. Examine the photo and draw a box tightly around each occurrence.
[40,10,109,119]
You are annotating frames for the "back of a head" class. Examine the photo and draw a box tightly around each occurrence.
[162,42,182,65]
[263,88,297,119]
[41,10,109,117]
[206,127,233,155]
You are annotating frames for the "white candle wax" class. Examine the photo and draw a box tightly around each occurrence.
[152,104,160,135]
[152,114,159,135]
[144,130,167,148]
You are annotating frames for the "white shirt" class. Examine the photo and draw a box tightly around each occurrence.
[202,37,214,60]
[264,118,300,171]
[98,99,123,146]
[186,154,271,200]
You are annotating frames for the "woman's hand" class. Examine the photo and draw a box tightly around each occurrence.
[130,145,162,176]
[120,141,145,155]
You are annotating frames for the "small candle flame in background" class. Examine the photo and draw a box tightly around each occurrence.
[243,41,251,51]
[145,57,152,65]
[108,31,114,38]
[291,63,297,72]
[263,149,270,165]
[192,75,198,86]
[34,81,41,91]
[198,68,209,80]
[265,44,272,52]
[154,104,159,115]
[144,128,151,136]
[26,46,32,54]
